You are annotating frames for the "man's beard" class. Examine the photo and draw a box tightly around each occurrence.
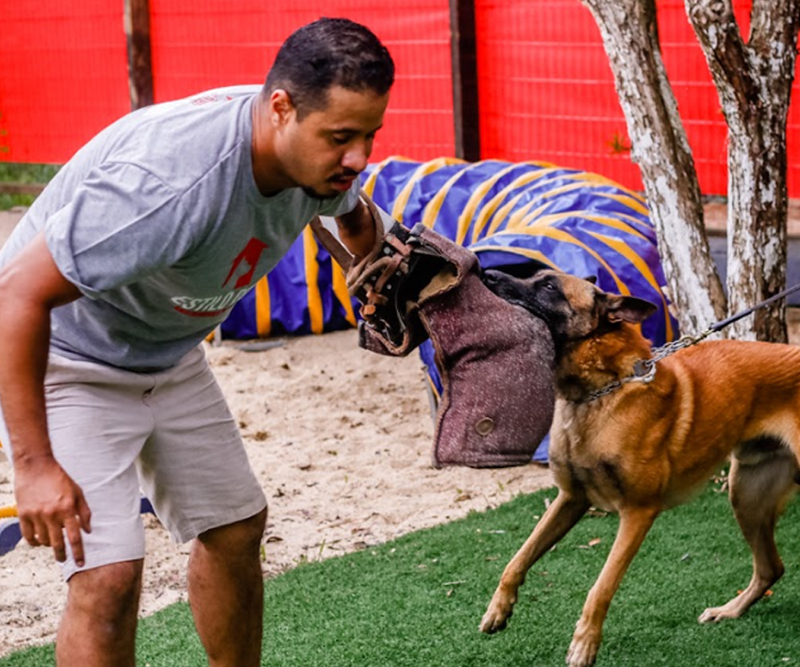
[301,186,338,200]
[301,169,359,200]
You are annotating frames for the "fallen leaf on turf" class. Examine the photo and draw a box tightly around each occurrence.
[587,507,609,517]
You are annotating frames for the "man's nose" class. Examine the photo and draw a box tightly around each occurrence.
[341,143,369,173]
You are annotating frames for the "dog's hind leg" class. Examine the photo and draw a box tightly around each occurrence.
[566,505,659,667]
[699,450,798,624]
[480,490,590,635]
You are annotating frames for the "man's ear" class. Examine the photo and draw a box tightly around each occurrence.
[269,89,294,125]
[601,294,658,324]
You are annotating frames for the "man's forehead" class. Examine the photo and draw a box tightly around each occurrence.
[305,86,388,124]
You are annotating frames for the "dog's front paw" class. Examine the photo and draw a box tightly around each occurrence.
[566,625,600,667]
[698,603,742,624]
[479,592,516,634]
[566,640,599,667]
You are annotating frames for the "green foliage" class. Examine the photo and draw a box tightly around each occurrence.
[3,480,800,666]
[0,163,59,210]
[607,130,632,155]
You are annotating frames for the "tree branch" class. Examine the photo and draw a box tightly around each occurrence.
[687,0,800,341]
[750,0,800,111]
[751,0,800,54]
[685,0,754,117]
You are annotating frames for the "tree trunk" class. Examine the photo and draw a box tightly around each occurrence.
[582,0,727,336]
[686,0,800,342]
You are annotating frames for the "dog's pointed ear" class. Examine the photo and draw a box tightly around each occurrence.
[583,275,598,284]
[601,294,658,324]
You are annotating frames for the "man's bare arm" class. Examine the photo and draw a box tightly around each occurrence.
[0,232,91,565]
[334,198,378,261]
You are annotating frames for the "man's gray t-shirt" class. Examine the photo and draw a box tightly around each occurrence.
[0,86,358,371]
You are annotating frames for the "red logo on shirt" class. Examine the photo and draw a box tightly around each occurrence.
[223,237,268,289]
[171,237,268,317]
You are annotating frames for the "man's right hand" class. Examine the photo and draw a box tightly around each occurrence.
[0,231,89,565]
[14,455,92,566]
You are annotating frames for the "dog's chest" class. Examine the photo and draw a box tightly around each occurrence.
[550,400,605,455]
[549,400,627,511]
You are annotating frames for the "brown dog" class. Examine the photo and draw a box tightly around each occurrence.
[478,268,800,667]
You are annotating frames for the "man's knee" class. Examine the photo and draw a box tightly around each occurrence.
[197,507,267,555]
[66,560,143,623]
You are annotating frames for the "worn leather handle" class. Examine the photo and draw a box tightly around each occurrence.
[309,217,354,270]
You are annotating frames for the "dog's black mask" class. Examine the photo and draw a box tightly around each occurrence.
[481,268,571,336]
[482,267,657,346]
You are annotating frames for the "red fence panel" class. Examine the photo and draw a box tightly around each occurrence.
[475,0,641,187]
[1,1,798,198]
[148,0,455,161]
[0,0,131,164]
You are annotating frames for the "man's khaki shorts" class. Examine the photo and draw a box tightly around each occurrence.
[0,346,267,580]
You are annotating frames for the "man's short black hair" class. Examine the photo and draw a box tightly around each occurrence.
[264,18,395,119]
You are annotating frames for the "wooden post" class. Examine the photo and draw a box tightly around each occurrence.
[0,182,46,195]
[449,0,480,161]
[124,0,154,110]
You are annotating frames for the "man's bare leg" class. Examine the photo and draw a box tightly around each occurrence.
[188,508,267,667]
[56,560,143,667]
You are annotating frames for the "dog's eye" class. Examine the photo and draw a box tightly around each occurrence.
[543,282,556,291]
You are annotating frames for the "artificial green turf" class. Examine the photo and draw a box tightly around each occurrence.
[4,476,800,666]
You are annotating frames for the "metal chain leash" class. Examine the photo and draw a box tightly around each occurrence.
[587,281,800,402]
[588,328,717,400]
[586,328,713,401]
[641,328,715,371]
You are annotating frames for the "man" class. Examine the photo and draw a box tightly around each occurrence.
[0,17,394,666]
